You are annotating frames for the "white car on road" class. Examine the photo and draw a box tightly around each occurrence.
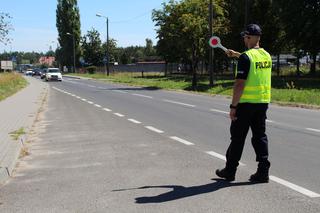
[45,68,63,81]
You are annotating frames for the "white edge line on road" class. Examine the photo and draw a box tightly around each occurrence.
[114,90,128,94]
[81,98,87,101]
[145,126,164,134]
[306,128,320,133]
[114,113,125,117]
[205,151,245,166]
[76,96,81,99]
[133,93,153,99]
[269,175,320,198]
[128,119,142,124]
[94,104,102,108]
[87,101,94,104]
[163,99,195,107]
[170,136,194,146]
[103,108,112,112]
[210,109,229,114]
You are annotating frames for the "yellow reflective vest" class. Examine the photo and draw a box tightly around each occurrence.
[238,48,272,103]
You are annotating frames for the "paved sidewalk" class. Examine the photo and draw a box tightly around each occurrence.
[0,76,49,184]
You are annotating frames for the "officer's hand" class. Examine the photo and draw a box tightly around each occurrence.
[226,49,240,58]
[229,108,237,121]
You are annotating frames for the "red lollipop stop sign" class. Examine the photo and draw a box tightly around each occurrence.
[209,36,227,52]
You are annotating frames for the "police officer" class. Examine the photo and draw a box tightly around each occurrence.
[216,24,272,183]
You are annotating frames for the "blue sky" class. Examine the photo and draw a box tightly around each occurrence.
[0,0,167,53]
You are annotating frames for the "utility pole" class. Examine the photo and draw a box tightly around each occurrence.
[66,33,76,73]
[96,13,110,76]
[245,0,249,26]
[209,0,214,87]
[106,17,110,76]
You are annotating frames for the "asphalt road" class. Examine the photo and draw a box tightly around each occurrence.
[0,76,319,212]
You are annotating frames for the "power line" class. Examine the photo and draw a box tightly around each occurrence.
[108,3,164,24]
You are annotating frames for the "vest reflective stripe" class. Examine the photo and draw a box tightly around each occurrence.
[243,85,271,91]
[240,94,271,101]
[239,48,272,103]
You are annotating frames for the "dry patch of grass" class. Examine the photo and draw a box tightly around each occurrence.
[0,72,28,101]
[9,127,25,140]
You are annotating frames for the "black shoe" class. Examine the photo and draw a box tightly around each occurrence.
[215,168,236,181]
[249,172,269,183]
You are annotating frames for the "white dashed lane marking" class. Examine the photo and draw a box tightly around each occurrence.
[306,128,320,133]
[145,126,164,134]
[170,136,194,146]
[114,113,125,117]
[210,108,228,114]
[87,101,94,104]
[103,108,112,112]
[133,93,153,99]
[128,119,142,124]
[94,104,102,108]
[163,99,195,107]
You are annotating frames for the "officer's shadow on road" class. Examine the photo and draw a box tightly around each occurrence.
[112,178,254,204]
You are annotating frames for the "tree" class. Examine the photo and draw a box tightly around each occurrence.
[56,0,81,71]
[45,50,55,57]
[102,38,118,64]
[0,12,12,45]
[278,0,320,75]
[144,38,156,56]
[81,28,103,66]
[153,0,229,88]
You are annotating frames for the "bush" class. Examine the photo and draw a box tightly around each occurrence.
[86,66,97,74]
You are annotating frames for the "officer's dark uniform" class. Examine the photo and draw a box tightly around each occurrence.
[216,25,272,182]
[226,51,271,177]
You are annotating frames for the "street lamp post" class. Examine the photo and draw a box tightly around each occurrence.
[96,13,110,76]
[209,0,214,86]
[66,32,76,73]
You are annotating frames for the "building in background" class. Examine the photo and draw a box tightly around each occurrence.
[39,56,55,66]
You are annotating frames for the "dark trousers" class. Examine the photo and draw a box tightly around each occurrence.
[226,103,270,171]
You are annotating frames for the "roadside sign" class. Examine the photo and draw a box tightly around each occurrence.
[209,36,228,52]
[1,61,13,70]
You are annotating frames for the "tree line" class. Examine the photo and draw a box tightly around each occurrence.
[55,0,158,71]
[152,0,319,87]
[79,28,158,67]
[2,0,319,80]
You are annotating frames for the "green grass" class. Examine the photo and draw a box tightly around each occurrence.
[69,72,320,107]
[0,72,28,101]
[9,127,26,140]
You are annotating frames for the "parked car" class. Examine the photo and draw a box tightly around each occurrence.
[25,69,34,76]
[32,68,42,76]
[45,68,62,81]
[40,69,47,79]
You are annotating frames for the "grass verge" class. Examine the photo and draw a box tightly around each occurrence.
[68,72,320,107]
[0,72,28,101]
